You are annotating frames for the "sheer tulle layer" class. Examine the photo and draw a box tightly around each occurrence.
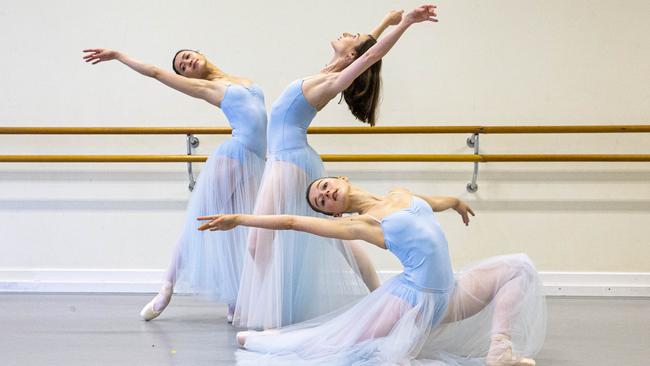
[234,146,369,329]
[237,254,546,365]
[174,139,265,305]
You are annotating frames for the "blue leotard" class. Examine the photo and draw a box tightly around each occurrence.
[219,83,267,159]
[267,79,316,153]
[382,196,455,294]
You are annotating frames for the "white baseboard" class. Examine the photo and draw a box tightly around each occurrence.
[0,269,166,294]
[1,269,649,297]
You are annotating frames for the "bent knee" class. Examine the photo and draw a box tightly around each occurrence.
[504,254,538,282]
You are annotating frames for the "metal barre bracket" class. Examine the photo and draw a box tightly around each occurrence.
[466,133,479,192]
[186,134,200,191]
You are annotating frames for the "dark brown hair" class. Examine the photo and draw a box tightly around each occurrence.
[171,49,199,75]
[341,35,382,126]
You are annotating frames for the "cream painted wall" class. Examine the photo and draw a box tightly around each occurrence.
[1,1,648,278]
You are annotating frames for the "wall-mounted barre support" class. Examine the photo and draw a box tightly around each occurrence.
[466,133,480,192]
[186,134,200,191]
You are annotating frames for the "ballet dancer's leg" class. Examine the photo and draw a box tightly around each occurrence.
[236,293,411,347]
[141,156,241,321]
[441,256,537,365]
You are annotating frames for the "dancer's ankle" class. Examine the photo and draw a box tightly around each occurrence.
[161,281,174,293]
[491,333,511,342]
[152,281,174,312]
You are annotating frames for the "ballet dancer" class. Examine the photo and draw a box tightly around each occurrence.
[199,176,546,365]
[83,48,267,322]
[232,7,414,329]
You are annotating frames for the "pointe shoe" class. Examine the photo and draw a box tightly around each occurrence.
[140,284,173,321]
[486,335,536,366]
[236,331,252,347]
[140,297,163,321]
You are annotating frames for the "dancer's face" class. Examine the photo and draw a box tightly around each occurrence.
[173,50,207,78]
[331,32,372,58]
[308,177,350,216]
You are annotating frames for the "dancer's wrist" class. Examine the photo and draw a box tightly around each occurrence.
[233,214,243,226]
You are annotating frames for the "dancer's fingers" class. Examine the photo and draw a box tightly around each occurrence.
[199,218,222,231]
[197,215,221,221]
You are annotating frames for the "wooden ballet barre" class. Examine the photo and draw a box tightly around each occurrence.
[322,154,650,162]
[1,125,650,135]
[1,154,649,163]
[0,127,232,135]
[311,125,650,134]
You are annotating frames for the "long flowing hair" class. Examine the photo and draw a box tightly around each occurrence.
[340,36,382,126]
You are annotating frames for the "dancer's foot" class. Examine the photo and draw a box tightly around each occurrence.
[236,329,278,347]
[486,334,536,366]
[236,330,253,347]
[140,281,173,321]
[226,303,235,324]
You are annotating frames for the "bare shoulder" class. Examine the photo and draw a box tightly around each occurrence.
[337,214,375,227]
[225,76,255,88]
[387,188,413,202]
[302,73,340,110]
[201,79,231,107]
[338,215,386,248]
[389,187,412,195]
[302,73,337,91]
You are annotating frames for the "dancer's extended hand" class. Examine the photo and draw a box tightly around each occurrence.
[83,48,119,64]
[384,10,404,26]
[453,200,475,226]
[197,214,240,231]
[404,4,438,24]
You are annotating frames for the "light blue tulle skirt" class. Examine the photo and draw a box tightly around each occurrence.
[234,145,369,329]
[237,254,546,365]
[174,138,265,305]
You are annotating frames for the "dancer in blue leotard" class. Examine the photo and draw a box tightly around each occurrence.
[83,48,267,321]
[231,8,413,329]
[199,176,546,365]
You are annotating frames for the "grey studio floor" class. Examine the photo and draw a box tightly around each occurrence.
[2,294,649,366]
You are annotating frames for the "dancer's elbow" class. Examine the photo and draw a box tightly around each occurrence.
[362,50,381,64]
[283,215,297,230]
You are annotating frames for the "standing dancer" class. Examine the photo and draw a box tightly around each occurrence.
[232,8,412,329]
[199,176,546,365]
[83,48,267,321]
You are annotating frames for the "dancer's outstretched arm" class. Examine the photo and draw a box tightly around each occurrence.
[320,4,438,101]
[416,195,475,226]
[370,10,404,40]
[82,49,222,106]
[198,214,385,247]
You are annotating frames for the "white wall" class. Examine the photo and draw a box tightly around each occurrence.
[1,1,649,292]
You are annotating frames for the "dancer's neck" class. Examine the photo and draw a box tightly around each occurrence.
[347,186,382,214]
[320,54,349,73]
[205,63,228,81]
